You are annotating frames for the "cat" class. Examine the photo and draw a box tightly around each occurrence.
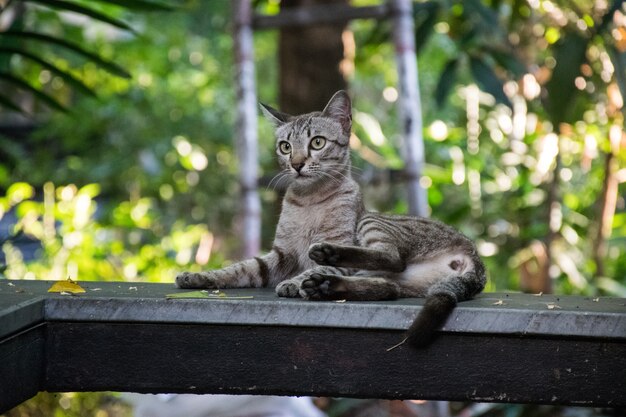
[176,90,487,347]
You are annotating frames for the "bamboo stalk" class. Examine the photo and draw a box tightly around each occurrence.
[391,0,428,217]
[233,0,261,258]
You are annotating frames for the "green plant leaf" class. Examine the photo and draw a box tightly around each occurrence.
[464,0,499,27]
[488,48,526,77]
[544,32,588,125]
[597,277,626,297]
[360,21,391,47]
[24,0,136,33]
[0,71,68,112]
[89,0,176,11]
[435,58,459,107]
[469,55,511,107]
[166,290,254,300]
[413,1,440,55]
[2,31,131,78]
[0,47,97,97]
[0,94,25,113]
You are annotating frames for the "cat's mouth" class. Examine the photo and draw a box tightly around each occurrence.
[292,172,320,185]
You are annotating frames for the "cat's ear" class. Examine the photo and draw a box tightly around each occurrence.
[260,103,292,127]
[322,90,352,135]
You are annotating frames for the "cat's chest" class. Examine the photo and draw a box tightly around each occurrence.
[276,202,356,267]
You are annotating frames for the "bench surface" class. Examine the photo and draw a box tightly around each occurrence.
[1,279,625,412]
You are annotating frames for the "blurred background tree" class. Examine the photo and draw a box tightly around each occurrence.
[0,0,625,416]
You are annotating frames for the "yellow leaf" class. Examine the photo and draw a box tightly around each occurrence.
[48,278,86,294]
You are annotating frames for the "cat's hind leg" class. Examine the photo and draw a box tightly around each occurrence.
[299,273,400,301]
[309,242,405,272]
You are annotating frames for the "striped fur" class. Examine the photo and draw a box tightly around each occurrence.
[176,91,487,347]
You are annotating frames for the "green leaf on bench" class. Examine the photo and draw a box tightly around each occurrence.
[165,290,253,300]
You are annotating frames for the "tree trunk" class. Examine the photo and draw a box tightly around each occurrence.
[278,0,348,114]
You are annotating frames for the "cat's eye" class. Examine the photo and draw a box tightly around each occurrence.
[278,141,291,155]
[310,136,326,150]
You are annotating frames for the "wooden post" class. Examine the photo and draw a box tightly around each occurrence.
[233,0,261,257]
[391,0,428,217]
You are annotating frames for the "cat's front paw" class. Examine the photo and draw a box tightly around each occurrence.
[176,271,219,289]
[308,242,340,266]
[276,279,301,298]
[300,273,342,300]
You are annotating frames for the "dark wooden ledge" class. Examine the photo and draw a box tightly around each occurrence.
[1,280,625,412]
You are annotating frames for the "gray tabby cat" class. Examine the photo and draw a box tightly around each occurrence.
[176,90,486,347]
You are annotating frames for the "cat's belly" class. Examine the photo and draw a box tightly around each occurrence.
[399,252,473,283]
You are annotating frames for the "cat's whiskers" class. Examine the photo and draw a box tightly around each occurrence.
[266,171,286,190]
[326,168,353,183]
[324,163,363,179]
[315,170,343,186]
[275,173,293,191]
[267,169,291,191]
[325,163,363,172]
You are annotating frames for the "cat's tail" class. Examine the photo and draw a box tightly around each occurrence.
[406,255,486,348]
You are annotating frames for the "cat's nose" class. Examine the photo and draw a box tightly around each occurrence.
[291,162,305,172]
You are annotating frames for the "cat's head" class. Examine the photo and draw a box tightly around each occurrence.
[261,90,352,188]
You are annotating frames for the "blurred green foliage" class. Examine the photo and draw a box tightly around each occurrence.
[1,0,626,415]
[0,0,625,293]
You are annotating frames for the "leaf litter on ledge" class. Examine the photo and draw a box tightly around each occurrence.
[48,278,86,294]
[166,290,253,300]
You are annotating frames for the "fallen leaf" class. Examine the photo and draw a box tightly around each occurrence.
[48,278,86,294]
[129,286,138,291]
[547,303,561,310]
[592,297,599,302]
[335,299,347,303]
[166,290,209,299]
[493,299,505,306]
[533,292,543,297]
[166,291,253,300]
